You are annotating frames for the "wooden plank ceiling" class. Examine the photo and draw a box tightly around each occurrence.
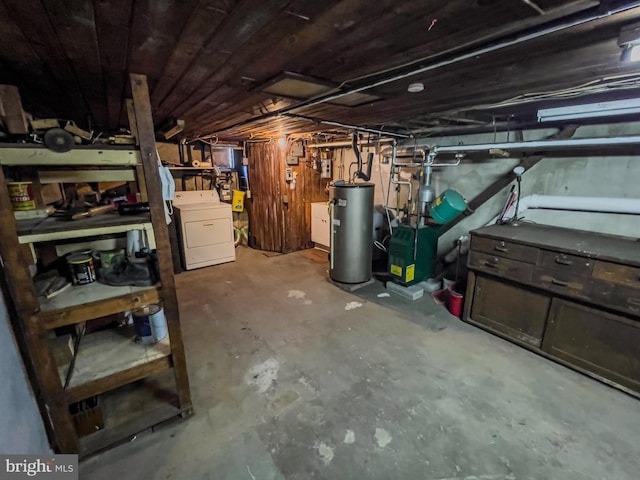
[2,0,640,140]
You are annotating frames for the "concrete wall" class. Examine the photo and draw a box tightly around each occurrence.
[0,289,50,453]
[329,122,640,255]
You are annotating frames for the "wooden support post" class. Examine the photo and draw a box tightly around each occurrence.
[125,98,148,202]
[0,166,77,453]
[125,99,139,145]
[129,73,192,412]
[0,85,29,134]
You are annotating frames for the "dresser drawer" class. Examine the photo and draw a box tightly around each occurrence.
[468,250,532,283]
[471,236,539,264]
[532,268,591,300]
[539,250,594,276]
[591,282,640,317]
[593,261,640,290]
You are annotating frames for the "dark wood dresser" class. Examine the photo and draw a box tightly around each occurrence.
[464,222,640,396]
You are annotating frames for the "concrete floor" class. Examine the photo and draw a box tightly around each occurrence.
[81,246,640,480]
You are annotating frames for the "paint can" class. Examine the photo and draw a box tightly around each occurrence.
[443,276,456,290]
[132,304,167,344]
[67,253,96,285]
[7,181,36,211]
[98,248,125,270]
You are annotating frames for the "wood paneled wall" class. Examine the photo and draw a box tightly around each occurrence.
[246,141,330,253]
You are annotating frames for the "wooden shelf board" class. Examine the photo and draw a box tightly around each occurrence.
[0,145,141,166]
[77,371,186,457]
[168,166,216,170]
[60,326,172,400]
[40,284,160,329]
[17,213,153,244]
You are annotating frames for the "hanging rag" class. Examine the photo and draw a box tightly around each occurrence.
[157,152,175,225]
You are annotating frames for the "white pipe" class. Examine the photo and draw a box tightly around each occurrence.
[307,139,395,148]
[389,142,412,210]
[433,136,640,155]
[490,194,640,224]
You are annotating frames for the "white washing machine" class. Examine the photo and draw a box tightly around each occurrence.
[173,190,235,270]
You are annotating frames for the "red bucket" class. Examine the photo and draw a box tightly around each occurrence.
[448,289,464,318]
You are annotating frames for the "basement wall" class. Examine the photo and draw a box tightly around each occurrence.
[327,122,640,256]
[0,290,50,453]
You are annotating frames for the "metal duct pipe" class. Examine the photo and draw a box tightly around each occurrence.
[307,139,395,148]
[432,135,640,155]
[280,113,409,138]
[380,145,428,158]
[381,146,427,167]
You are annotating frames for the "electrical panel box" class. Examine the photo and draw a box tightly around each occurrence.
[286,155,299,165]
[290,142,304,157]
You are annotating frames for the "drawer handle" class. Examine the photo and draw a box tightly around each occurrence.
[494,245,508,253]
[550,278,569,287]
[203,223,214,227]
[629,298,640,306]
[484,259,499,268]
[555,256,573,266]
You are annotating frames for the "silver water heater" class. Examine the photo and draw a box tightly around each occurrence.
[329,183,374,283]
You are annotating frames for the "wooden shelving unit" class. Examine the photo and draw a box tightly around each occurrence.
[0,74,192,456]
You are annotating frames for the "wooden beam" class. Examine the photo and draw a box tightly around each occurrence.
[0,85,28,134]
[125,98,148,201]
[125,99,139,145]
[129,73,192,411]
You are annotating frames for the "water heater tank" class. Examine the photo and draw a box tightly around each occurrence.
[329,183,374,284]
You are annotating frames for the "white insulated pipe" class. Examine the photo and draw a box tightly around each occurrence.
[492,194,640,224]
[432,136,640,155]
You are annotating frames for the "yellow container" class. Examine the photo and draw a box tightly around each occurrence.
[8,181,36,211]
[232,189,245,212]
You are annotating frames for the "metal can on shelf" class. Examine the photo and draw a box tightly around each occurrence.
[67,252,96,285]
[7,181,36,211]
[132,304,167,344]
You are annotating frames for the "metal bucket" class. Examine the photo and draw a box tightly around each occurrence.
[132,304,167,344]
[429,189,466,224]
